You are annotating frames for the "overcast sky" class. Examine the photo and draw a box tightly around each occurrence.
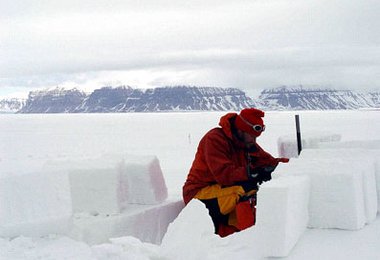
[1,0,379,98]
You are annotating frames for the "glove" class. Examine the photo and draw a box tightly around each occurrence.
[248,158,289,184]
[255,166,276,184]
[248,166,273,184]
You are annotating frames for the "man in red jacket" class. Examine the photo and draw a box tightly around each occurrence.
[182,108,289,237]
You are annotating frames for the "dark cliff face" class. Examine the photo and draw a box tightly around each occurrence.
[18,86,255,113]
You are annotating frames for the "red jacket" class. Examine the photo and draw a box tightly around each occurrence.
[182,113,275,204]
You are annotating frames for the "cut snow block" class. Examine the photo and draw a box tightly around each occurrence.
[70,199,184,245]
[44,157,127,215]
[277,135,299,159]
[318,141,380,213]
[300,148,378,223]
[278,148,377,230]
[122,155,168,205]
[0,171,72,238]
[277,131,341,158]
[256,175,310,257]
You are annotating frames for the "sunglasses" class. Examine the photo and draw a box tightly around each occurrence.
[239,115,266,132]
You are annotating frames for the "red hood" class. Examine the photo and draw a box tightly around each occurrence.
[218,112,246,149]
[218,112,237,139]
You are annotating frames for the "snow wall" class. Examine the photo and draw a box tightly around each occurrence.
[1,135,380,258]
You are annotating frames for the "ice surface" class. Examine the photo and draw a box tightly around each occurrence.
[0,171,72,238]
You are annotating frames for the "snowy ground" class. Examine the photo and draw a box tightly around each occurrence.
[1,110,379,259]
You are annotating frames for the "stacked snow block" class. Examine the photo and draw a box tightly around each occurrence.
[277,131,341,158]
[44,155,168,215]
[256,175,310,257]
[122,155,168,205]
[45,157,126,215]
[279,148,377,230]
[0,171,72,238]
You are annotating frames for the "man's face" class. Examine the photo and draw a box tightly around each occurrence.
[240,131,257,149]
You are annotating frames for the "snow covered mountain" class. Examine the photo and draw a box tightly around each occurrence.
[0,98,25,113]
[19,87,88,113]
[8,85,380,113]
[19,86,256,113]
[257,86,380,110]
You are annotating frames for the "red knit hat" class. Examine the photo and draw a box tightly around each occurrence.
[234,108,265,137]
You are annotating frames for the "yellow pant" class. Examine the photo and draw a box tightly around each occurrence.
[195,184,256,227]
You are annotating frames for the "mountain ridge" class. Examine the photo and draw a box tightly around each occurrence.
[17,85,256,113]
[2,85,379,113]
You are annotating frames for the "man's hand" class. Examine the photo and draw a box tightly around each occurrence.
[248,158,289,184]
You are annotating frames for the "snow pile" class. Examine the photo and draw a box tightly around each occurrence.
[92,236,160,259]
[0,171,72,238]
[0,236,94,260]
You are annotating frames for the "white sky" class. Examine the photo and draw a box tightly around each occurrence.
[0,0,379,98]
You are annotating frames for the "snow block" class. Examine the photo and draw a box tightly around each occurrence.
[302,148,378,221]
[45,157,127,215]
[123,155,168,205]
[278,131,341,158]
[0,171,72,238]
[70,199,184,245]
[255,175,310,257]
[318,141,380,213]
[45,154,168,215]
[279,148,378,229]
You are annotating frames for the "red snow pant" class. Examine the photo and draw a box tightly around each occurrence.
[194,183,257,237]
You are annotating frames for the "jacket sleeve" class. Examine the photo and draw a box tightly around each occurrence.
[203,131,249,186]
